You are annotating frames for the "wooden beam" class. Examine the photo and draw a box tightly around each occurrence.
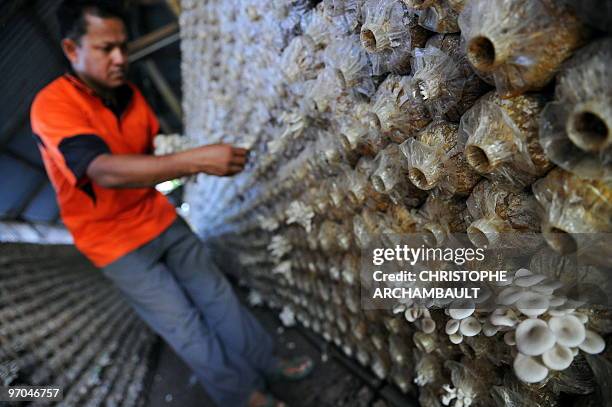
[128,22,179,63]
[165,0,181,17]
[142,60,182,121]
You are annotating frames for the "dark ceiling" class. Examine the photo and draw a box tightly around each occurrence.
[0,0,182,224]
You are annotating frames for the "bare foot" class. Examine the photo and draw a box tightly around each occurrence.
[248,390,286,407]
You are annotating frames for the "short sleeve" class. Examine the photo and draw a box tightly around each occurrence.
[31,89,110,186]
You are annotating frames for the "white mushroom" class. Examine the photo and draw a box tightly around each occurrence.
[449,333,463,344]
[497,286,525,306]
[449,299,475,320]
[530,280,564,295]
[514,268,532,278]
[515,318,556,356]
[579,330,605,354]
[548,308,572,317]
[548,315,586,348]
[490,308,518,327]
[514,273,547,288]
[421,318,436,334]
[513,353,549,383]
[392,304,407,314]
[542,344,574,370]
[482,321,499,337]
[446,319,460,335]
[572,312,588,324]
[516,291,550,317]
[549,295,567,307]
[504,331,516,346]
[405,307,423,322]
[459,317,482,337]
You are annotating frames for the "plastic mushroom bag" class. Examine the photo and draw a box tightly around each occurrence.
[370,143,428,208]
[419,386,444,407]
[370,74,432,143]
[335,103,386,158]
[491,373,560,407]
[322,0,364,35]
[459,0,587,98]
[323,35,376,99]
[386,203,418,234]
[532,168,612,268]
[441,360,492,407]
[360,0,429,75]
[280,35,322,85]
[529,246,612,310]
[412,34,490,122]
[401,120,480,197]
[585,354,612,406]
[414,194,469,246]
[300,4,332,49]
[403,0,461,33]
[345,157,390,211]
[539,38,612,181]
[353,208,390,249]
[466,179,543,250]
[561,0,612,33]
[303,68,348,118]
[460,92,552,190]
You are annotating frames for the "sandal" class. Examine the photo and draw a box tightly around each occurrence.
[267,355,314,382]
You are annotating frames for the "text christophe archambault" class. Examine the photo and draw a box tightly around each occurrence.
[368,245,508,300]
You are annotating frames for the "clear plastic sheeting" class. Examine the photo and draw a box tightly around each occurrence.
[281,35,322,84]
[401,121,480,196]
[414,195,469,246]
[360,0,429,75]
[370,74,431,142]
[465,180,543,250]
[540,38,612,181]
[324,35,376,98]
[532,168,612,268]
[403,0,461,33]
[412,34,489,122]
[322,0,365,35]
[301,4,332,49]
[459,0,587,98]
[371,143,428,207]
[460,92,551,190]
[335,103,386,158]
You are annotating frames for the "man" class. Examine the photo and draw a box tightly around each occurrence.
[30,1,313,406]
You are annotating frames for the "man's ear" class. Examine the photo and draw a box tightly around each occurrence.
[61,38,79,64]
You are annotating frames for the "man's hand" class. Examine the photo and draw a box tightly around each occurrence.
[182,144,249,176]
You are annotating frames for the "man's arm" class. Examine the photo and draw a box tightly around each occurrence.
[87,144,248,188]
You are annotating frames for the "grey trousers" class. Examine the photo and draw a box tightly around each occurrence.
[101,216,277,407]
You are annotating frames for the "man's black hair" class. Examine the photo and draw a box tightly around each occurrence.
[57,0,128,42]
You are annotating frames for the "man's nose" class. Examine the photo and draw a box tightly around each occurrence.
[111,47,128,65]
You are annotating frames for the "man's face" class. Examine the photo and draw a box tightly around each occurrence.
[62,13,129,89]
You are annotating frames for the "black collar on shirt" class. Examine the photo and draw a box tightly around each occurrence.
[64,69,134,119]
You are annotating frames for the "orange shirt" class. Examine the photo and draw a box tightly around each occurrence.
[31,74,177,267]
